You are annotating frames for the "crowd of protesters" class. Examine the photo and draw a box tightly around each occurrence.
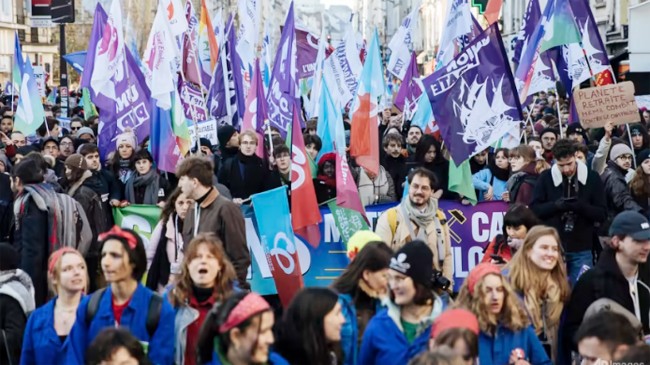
[1,87,650,365]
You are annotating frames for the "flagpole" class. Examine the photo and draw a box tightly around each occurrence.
[555,96,564,139]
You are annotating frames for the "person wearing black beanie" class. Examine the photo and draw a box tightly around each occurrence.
[217,125,239,165]
[359,240,449,365]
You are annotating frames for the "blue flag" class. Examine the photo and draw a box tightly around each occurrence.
[512,0,541,68]
[250,186,304,307]
[422,24,524,165]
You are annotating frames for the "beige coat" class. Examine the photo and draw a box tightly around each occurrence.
[375,205,454,285]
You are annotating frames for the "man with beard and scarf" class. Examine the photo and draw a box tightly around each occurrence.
[79,143,123,225]
[11,158,60,306]
[124,149,171,207]
[0,243,35,365]
[217,130,280,205]
[600,144,643,236]
[375,167,453,284]
[64,153,109,291]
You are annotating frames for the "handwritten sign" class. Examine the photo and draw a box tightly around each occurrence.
[188,119,218,148]
[574,82,640,128]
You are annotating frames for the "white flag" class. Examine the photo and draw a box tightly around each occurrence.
[436,0,475,69]
[307,24,327,119]
[161,0,188,36]
[387,5,419,80]
[322,26,362,108]
[143,1,180,109]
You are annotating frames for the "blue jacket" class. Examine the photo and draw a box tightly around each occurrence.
[66,283,175,365]
[359,296,446,365]
[339,293,386,365]
[478,325,551,365]
[20,298,74,365]
[472,169,508,202]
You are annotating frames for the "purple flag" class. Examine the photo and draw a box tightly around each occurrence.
[393,52,422,118]
[512,0,541,68]
[296,27,331,79]
[83,4,152,160]
[266,3,298,137]
[228,15,244,128]
[207,18,238,126]
[178,79,208,121]
[422,24,524,164]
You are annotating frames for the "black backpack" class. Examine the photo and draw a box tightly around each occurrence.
[85,288,162,338]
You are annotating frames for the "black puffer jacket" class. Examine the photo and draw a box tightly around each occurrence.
[600,160,643,234]
[0,269,35,365]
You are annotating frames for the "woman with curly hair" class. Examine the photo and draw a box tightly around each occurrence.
[454,263,551,365]
[630,149,650,217]
[167,233,237,365]
[503,226,571,361]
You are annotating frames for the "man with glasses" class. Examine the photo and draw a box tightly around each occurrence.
[530,139,607,285]
[540,128,558,164]
[69,117,84,136]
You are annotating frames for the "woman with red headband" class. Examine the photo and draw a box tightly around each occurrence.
[196,292,278,365]
[167,233,236,365]
[20,247,87,365]
[454,263,551,365]
[66,226,175,365]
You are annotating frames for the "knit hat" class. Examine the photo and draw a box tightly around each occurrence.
[389,240,434,289]
[346,230,383,260]
[218,125,237,148]
[65,153,88,171]
[610,143,633,162]
[115,131,137,149]
[430,309,479,338]
[0,242,19,271]
[629,123,645,137]
[467,263,501,296]
[77,127,95,138]
[41,136,59,150]
[637,149,650,164]
[199,138,213,150]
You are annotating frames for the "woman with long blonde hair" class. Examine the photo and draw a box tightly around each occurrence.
[454,263,551,365]
[504,226,571,360]
[167,233,237,365]
[21,247,88,364]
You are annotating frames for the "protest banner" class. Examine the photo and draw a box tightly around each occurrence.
[574,81,640,128]
[245,200,508,294]
[188,119,218,147]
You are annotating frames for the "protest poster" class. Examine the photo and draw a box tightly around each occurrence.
[574,81,640,128]
[188,119,218,147]
[32,65,46,98]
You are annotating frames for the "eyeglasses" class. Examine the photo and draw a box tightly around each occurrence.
[60,142,73,147]
[241,141,256,146]
[618,155,633,161]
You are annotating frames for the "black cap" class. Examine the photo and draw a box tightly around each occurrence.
[566,124,584,136]
[638,149,650,164]
[390,240,434,288]
[609,211,650,241]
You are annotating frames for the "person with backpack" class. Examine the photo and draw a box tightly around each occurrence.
[506,145,540,206]
[64,154,109,292]
[166,233,237,365]
[359,241,450,365]
[0,243,35,365]
[375,167,453,284]
[561,210,650,358]
[66,226,175,365]
[11,157,67,306]
[20,248,86,365]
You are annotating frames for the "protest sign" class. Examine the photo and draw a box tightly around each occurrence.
[32,65,46,98]
[574,82,640,128]
[188,119,218,147]
[245,200,508,294]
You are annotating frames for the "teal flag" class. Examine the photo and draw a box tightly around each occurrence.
[449,159,478,205]
[327,199,370,245]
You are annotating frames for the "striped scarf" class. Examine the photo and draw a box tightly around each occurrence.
[14,183,61,253]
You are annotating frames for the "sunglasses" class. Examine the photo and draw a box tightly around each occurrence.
[71,126,81,131]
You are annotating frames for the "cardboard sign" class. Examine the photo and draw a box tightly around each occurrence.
[188,119,218,148]
[574,82,640,128]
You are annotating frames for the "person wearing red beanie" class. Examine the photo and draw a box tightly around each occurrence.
[429,309,479,365]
